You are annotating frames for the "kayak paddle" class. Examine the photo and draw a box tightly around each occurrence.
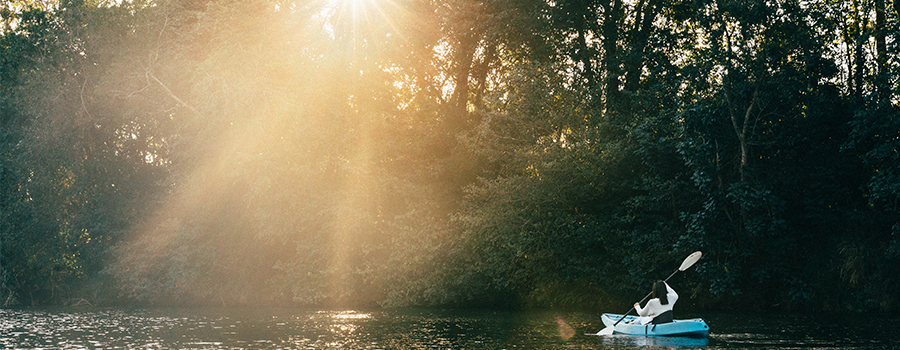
[595,251,702,336]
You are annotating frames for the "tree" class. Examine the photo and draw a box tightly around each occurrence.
[0,1,164,305]
[2,0,899,312]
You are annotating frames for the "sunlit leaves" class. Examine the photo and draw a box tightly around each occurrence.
[2,0,900,311]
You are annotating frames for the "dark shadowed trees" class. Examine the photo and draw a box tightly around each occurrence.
[1,0,898,311]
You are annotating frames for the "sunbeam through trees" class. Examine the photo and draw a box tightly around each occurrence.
[1,0,898,312]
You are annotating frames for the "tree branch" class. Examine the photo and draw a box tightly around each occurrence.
[146,70,200,116]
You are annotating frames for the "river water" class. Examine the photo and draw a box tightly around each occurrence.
[1,307,897,349]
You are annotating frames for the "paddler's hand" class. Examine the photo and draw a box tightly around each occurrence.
[633,302,639,308]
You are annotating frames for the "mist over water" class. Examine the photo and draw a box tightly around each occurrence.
[1,308,897,349]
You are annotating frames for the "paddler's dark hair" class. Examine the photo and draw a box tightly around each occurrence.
[653,280,669,305]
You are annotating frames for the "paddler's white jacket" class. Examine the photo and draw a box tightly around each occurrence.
[633,282,678,325]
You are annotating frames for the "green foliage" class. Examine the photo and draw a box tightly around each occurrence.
[1,0,898,312]
[1,1,161,305]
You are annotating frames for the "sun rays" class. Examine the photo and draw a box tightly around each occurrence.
[108,0,427,306]
[318,0,407,44]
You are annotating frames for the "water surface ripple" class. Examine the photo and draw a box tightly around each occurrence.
[0,308,896,349]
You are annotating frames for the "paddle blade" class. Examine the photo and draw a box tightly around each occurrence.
[678,251,702,271]
[596,326,615,336]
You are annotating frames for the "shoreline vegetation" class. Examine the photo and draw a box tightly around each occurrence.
[2,0,898,312]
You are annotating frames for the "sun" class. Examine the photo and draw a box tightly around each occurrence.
[316,0,370,39]
[323,0,375,23]
[316,0,405,51]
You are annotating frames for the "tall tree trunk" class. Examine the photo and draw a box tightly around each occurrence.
[449,33,477,131]
[623,0,659,93]
[725,87,759,183]
[875,0,888,102]
[472,42,496,113]
[602,0,624,114]
[576,17,596,90]
[853,34,866,100]
[852,0,869,100]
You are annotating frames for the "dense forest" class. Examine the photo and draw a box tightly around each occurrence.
[1,0,898,312]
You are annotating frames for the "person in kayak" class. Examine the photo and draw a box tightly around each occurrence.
[630,280,678,325]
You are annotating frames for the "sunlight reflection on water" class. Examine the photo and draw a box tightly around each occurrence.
[0,308,897,349]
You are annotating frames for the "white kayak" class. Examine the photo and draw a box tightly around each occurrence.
[597,313,709,337]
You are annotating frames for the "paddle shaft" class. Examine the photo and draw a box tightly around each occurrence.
[611,268,680,327]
